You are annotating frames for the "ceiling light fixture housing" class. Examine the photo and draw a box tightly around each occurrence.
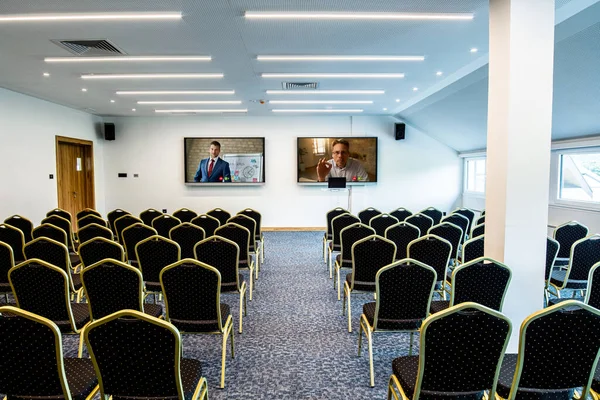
[271,109,364,113]
[155,109,248,113]
[0,12,182,22]
[245,12,473,20]
[81,73,223,79]
[257,55,424,61]
[266,89,384,95]
[138,101,242,105]
[269,100,372,104]
[263,73,404,78]
[116,90,234,95]
[45,55,211,62]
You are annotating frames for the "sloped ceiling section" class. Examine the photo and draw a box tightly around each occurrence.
[397,2,600,152]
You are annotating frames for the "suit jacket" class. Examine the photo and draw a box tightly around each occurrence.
[194,157,231,182]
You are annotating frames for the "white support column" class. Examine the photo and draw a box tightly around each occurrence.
[486,0,555,350]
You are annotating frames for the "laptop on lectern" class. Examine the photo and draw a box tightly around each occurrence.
[328,177,347,189]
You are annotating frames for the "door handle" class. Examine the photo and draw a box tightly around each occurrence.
[73,191,77,198]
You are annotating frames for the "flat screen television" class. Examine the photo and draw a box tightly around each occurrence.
[184,137,265,185]
[297,137,377,184]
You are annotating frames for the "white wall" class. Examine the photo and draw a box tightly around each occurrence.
[0,88,105,225]
[102,116,462,227]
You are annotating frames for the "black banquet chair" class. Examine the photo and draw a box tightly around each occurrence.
[76,207,102,221]
[152,214,182,238]
[46,207,72,223]
[553,220,589,266]
[114,214,143,244]
[0,241,14,303]
[107,208,130,235]
[323,207,349,263]
[173,207,198,223]
[77,223,113,245]
[122,223,157,266]
[140,208,163,226]
[369,213,399,237]
[3,214,33,243]
[238,208,265,263]
[191,214,221,238]
[389,207,412,222]
[328,213,361,279]
[334,223,376,300]
[407,234,452,299]
[0,223,26,263]
[207,208,232,226]
[404,214,434,239]
[357,207,382,225]
[461,234,485,264]
[170,222,206,259]
[135,235,181,302]
[385,222,421,261]
[78,237,125,269]
[419,206,443,225]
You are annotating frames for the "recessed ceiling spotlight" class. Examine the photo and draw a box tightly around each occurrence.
[245,12,474,20]
[383,108,388,111]
[257,55,424,61]
[45,56,211,63]
[132,108,136,111]
[395,99,400,102]
[43,72,50,77]
[470,48,478,53]
[412,87,418,91]
[81,73,223,80]
[262,73,404,78]
[436,71,443,76]
[110,99,115,103]
[0,12,182,22]
[81,88,87,92]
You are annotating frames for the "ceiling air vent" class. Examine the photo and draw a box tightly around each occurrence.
[51,39,126,56]
[282,82,319,90]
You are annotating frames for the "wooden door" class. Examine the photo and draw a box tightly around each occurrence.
[56,136,95,226]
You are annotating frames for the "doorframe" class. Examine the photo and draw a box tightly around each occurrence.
[55,135,96,210]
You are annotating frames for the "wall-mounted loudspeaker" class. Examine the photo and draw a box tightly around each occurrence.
[395,123,406,141]
[104,123,115,141]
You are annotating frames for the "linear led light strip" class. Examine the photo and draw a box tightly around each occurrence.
[81,73,223,79]
[139,101,241,104]
[272,109,363,113]
[0,12,182,22]
[262,73,404,78]
[269,100,372,104]
[245,12,473,20]
[46,56,211,63]
[257,55,423,61]
[266,90,384,95]
[117,90,234,95]
[155,109,248,113]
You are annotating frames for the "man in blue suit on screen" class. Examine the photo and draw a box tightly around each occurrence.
[193,140,232,182]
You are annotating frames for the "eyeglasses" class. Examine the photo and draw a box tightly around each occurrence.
[332,151,349,155]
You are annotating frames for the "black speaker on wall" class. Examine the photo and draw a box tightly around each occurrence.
[395,123,406,141]
[104,123,115,141]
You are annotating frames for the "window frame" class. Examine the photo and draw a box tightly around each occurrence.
[463,156,487,196]
[552,147,600,211]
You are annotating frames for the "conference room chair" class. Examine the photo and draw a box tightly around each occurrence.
[389,207,412,223]
[475,214,486,225]
[46,207,73,224]
[544,236,561,306]
[207,207,232,226]
[32,222,68,248]
[84,309,208,399]
[549,261,600,309]
[461,234,485,264]
[553,220,589,267]
[81,259,163,322]
[357,207,382,226]
[547,234,600,300]
[358,259,436,387]
[343,235,396,332]
[122,222,157,266]
[24,237,83,302]
[42,214,79,264]
[194,236,247,333]
[78,237,125,270]
[328,213,361,279]
[106,208,130,235]
[334,223,375,300]
[323,207,349,263]
[419,206,443,225]
[481,209,486,216]
[0,306,99,400]
[0,241,14,303]
[76,213,107,231]
[238,208,265,263]
[441,212,470,243]
[215,223,256,295]
[496,300,600,400]
[151,214,182,238]
[228,214,260,269]
[161,259,234,388]
[77,222,114,245]
[114,214,143,244]
[404,213,434,239]
[135,235,181,303]
[430,257,512,315]
[471,222,485,238]
[76,207,102,221]
[407,234,452,299]
[173,207,198,223]
[387,302,511,400]
[384,222,421,261]
[450,207,476,238]
[191,213,221,237]
[169,222,206,259]
[9,259,90,357]
[369,213,399,237]
[3,214,33,243]
[428,222,464,267]
[139,207,163,226]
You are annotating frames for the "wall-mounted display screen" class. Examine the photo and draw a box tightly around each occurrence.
[184,137,265,184]
[297,137,377,184]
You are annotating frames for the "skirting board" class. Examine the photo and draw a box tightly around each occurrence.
[263,227,325,231]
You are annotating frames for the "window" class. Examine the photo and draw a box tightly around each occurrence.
[312,138,326,155]
[465,158,486,193]
[558,152,600,203]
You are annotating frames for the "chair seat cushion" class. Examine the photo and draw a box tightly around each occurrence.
[170,304,231,333]
[144,303,163,318]
[64,357,99,400]
[145,281,162,293]
[550,270,588,289]
[221,274,245,293]
[363,302,421,331]
[69,252,81,266]
[345,273,375,292]
[429,301,450,315]
[335,254,352,269]
[71,273,83,291]
[548,297,584,307]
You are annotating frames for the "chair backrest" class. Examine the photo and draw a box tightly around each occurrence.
[191,214,221,237]
[24,237,70,275]
[77,214,107,231]
[506,301,600,400]
[42,215,75,252]
[0,306,73,399]
[374,259,437,330]
[385,222,421,260]
[46,208,72,224]
[9,259,76,329]
[567,234,600,282]
[357,207,382,225]
[107,209,131,234]
[0,223,26,262]
[135,235,181,285]
[475,215,485,225]
[451,208,475,237]
[586,262,600,309]
[339,223,376,265]
[79,237,125,268]
[172,208,198,223]
[0,241,14,286]
[206,208,232,226]
[81,259,144,320]
[227,214,256,249]
[405,214,434,238]
[122,223,157,262]
[544,237,560,281]
[481,210,486,216]
[471,223,485,238]
[161,259,225,332]
[331,213,361,248]
[76,208,102,221]
[169,223,206,259]
[151,214,182,238]
[389,207,412,222]
[441,213,470,242]
[215,223,251,263]
[85,310,186,399]
[428,222,463,262]
[194,236,240,290]
[238,208,262,238]
[419,207,443,225]
[349,235,396,291]
[414,303,511,399]
[407,235,452,283]
[369,213,399,236]
[451,257,512,311]
[115,215,143,244]
[325,207,349,237]
[32,223,68,248]
[3,215,33,243]
[77,223,114,244]
[554,221,589,259]
[462,235,485,264]
[139,208,163,226]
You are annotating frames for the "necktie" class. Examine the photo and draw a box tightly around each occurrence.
[208,159,214,177]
